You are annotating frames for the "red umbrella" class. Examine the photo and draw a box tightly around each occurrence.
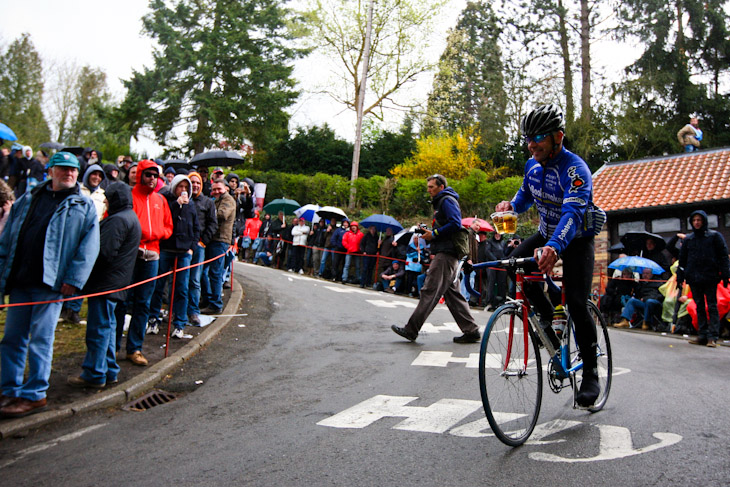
[462,217,494,232]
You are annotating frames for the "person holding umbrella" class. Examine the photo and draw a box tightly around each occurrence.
[678,210,730,347]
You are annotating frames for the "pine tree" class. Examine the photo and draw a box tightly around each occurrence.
[117,0,306,155]
[0,33,51,146]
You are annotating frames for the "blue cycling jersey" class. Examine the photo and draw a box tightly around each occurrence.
[511,148,604,254]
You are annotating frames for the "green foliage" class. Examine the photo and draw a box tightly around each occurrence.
[360,118,418,177]
[265,125,353,176]
[0,33,51,147]
[118,0,307,155]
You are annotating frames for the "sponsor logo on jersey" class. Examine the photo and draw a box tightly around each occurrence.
[567,166,585,194]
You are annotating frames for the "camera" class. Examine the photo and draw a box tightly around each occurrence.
[414,223,429,234]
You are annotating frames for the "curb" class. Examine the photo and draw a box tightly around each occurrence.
[0,278,244,440]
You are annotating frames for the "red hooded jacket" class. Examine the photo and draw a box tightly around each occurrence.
[132,160,173,255]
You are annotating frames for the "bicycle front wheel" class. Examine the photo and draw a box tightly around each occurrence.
[479,304,542,446]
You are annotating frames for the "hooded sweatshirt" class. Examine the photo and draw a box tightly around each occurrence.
[81,163,107,221]
[131,159,173,257]
[678,210,730,285]
[83,182,142,301]
[188,171,218,246]
[160,174,199,252]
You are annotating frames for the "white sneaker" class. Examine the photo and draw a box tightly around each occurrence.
[171,328,192,339]
[146,321,160,335]
[298,269,304,275]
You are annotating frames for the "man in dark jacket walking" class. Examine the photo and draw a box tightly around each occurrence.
[68,183,141,388]
[360,225,379,288]
[678,210,730,347]
[392,175,480,343]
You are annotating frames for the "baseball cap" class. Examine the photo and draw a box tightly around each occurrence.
[48,151,80,169]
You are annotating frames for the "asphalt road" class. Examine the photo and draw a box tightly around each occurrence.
[0,262,728,486]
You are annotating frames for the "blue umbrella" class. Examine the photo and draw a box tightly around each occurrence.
[360,214,403,233]
[0,122,17,141]
[608,256,665,275]
[294,204,321,223]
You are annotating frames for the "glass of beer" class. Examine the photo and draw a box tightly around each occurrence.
[502,211,518,234]
[491,212,505,234]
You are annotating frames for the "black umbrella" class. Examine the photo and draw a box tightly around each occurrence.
[40,141,64,150]
[607,242,626,253]
[190,150,245,167]
[620,231,666,253]
[164,159,191,171]
[60,146,84,156]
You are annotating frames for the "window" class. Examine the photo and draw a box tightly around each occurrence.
[651,218,680,233]
[618,221,645,235]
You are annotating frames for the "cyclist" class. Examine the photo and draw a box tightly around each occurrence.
[495,104,606,407]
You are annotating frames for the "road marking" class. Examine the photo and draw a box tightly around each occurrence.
[317,395,482,434]
[365,299,417,309]
[529,425,683,463]
[323,286,372,295]
[319,395,682,461]
[0,423,107,469]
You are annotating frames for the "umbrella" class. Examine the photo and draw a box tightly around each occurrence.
[40,141,64,150]
[263,198,300,215]
[190,150,245,167]
[164,159,191,171]
[607,242,626,253]
[60,146,84,156]
[0,122,17,141]
[461,217,494,232]
[360,214,403,233]
[294,204,321,223]
[620,231,666,253]
[316,206,348,222]
[608,256,665,275]
[393,226,420,245]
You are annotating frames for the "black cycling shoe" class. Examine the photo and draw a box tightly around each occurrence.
[453,332,481,344]
[576,372,600,407]
[391,325,417,342]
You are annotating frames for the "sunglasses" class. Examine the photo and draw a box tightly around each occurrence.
[142,172,159,178]
[524,133,552,144]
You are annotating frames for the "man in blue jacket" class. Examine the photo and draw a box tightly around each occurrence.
[392,175,480,344]
[0,151,99,417]
[495,104,606,407]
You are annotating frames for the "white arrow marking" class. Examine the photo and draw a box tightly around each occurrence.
[324,286,372,295]
[411,351,479,368]
[529,425,682,462]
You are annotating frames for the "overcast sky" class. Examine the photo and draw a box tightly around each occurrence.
[2,0,633,158]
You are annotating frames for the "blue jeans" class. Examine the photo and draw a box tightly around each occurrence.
[150,251,192,330]
[126,258,159,354]
[416,273,427,293]
[255,251,272,266]
[621,297,662,329]
[81,296,119,384]
[205,241,228,311]
[187,244,206,317]
[342,254,361,282]
[685,145,697,153]
[381,277,403,292]
[63,295,83,312]
[361,256,376,287]
[319,249,331,276]
[0,286,64,401]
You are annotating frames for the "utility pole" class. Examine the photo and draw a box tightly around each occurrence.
[349,0,374,211]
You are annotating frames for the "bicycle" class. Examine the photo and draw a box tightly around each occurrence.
[465,256,612,446]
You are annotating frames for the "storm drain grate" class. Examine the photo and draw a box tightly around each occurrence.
[123,390,177,412]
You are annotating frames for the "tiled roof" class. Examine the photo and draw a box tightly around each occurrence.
[593,147,730,212]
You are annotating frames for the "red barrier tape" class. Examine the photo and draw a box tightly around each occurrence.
[0,248,232,309]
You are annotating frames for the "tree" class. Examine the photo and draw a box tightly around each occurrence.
[66,66,109,146]
[360,117,417,178]
[0,33,51,147]
[424,2,508,150]
[266,124,353,176]
[391,126,508,181]
[117,0,306,155]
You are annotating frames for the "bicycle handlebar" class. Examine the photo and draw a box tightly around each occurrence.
[463,256,562,298]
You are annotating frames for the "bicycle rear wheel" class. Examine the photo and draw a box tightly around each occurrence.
[479,304,542,446]
[566,300,612,411]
